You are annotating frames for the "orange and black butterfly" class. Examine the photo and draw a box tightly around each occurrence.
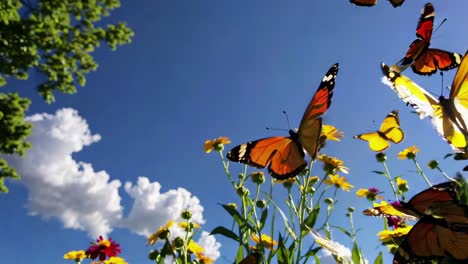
[227,64,339,180]
[349,0,404,8]
[392,3,461,76]
[364,179,468,263]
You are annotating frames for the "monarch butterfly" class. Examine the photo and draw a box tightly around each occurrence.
[394,179,468,263]
[353,110,404,152]
[226,64,339,180]
[363,178,468,263]
[349,0,404,8]
[381,50,468,154]
[391,3,461,76]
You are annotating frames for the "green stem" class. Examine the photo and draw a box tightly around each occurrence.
[412,159,432,187]
[381,161,398,201]
[436,166,456,182]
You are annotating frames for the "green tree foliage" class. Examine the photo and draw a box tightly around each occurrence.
[0,0,134,192]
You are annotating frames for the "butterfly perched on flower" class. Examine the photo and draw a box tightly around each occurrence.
[227,64,339,180]
[349,0,404,8]
[382,50,468,155]
[364,178,468,263]
[354,110,404,152]
[391,3,461,76]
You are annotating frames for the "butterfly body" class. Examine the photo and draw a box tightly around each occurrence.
[354,110,404,152]
[392,3,461,76]
[227,64,338,180]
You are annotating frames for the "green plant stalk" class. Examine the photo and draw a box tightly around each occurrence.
[412,159,432,187]
[381,161,398,201]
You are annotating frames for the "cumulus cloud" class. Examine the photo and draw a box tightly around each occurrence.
[6,108,122,237]
[122,177,205,236]
[5,108,220,260]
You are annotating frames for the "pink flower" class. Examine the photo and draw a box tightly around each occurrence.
[86,236,121,261]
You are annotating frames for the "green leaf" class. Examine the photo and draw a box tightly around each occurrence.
[210,226,240,242]
[301,206,320,237]
[351,242,363,264]
[373,251,383,264]
[276,234,293,264]
[372,171,385,175]
[259,208,268,230]
[219,203,254,233]
[330,225,353,239]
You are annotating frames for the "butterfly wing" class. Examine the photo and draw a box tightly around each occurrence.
[298,63,339,159]
[349,0,376,6]
[415,3,434,41]
[450,51,468,140]
[382,63,468,151]
[379,110,404,144]
[363,204,417,221]
[227,136,307,180]
[388,0,404,8]
[354,110,403,152]
[411,49,462,76]
[393,217,468,264]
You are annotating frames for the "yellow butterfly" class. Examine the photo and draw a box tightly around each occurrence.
[354,110,404,152]
[381,50,468,154]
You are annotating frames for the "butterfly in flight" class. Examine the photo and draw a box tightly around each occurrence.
[391,3,461,76]
[349,0,404,8]
[382,50,468,155]
[362,177,468,263]
[226,64,339,180]
[354,110,404,152]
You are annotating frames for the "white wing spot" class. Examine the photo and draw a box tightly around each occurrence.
[238,144,247,157]
[322,74,334,82]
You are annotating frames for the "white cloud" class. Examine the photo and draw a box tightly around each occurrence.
[5,108,221,261]
[122,177,205,236]
[6,108,122,237]
[197,231,221,261]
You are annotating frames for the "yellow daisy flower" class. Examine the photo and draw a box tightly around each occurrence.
[396,177,409,193]
[103,257,128,264]
[356,187,383,201]
[179,221,201,229]
[252,234,278,250]
[196,253,214,264]
[324,174,354,192]
[204,136,231,153]
[317,154,349,175]
[321,124,344,141]
[63,250,87,261]
[147,220,176,245]
[188,240,205,254]
[377,226,412,243]
[398,145,419,160]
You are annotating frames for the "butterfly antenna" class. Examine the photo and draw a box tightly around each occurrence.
[440,71,444,96]
[434,18,447,34]
[282,111,292,130]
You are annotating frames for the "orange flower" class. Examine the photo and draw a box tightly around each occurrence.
[251,234,278,250]
[324,174,354,192]
[204,137,231,153]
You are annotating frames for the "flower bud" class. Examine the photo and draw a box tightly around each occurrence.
[250,172,265,185]
[256,199,267,208]
[375,153,387,163]
[181,210,192,220]
[427,160,439,169]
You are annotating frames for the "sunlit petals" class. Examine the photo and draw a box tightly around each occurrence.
[64,250,87,261]
[251,234,278,250]
[317,154,349,175]
[321,124,344,141]
[196,253,214,264]
[187,241,205,254]
[147,220,176,246]
[204,136,231,153]
[398,145,419,160]
[325,174,354,192]
[377,226,412,243]
[103,257,128,264]
[396,177,409,193]
[179,221,201,230]
[356,187,383,201]
[85,236,121,261]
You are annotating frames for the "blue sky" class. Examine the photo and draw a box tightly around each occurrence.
[1,1,468,263]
